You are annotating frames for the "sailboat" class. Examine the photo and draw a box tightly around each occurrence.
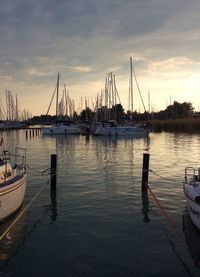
[0,145,27,221]
[183,167,200,230]
[42,73,81,135]
[93,58,147,137]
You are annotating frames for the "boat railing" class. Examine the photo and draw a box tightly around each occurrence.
[0,147,27,175]
[2,150,11,162]
[14,147,26,174]
[185,166,199,185]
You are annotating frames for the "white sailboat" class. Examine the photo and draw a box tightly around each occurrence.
[93,123,147,137]
[93,58,148,137]
[42,73,80,135]
[183,167,200,230]
[0,145,27,221]
[43,122,80,135]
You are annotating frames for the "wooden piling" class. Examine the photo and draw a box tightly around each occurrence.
[141,153,150,192]
[51,154,57,190]
[26,130,28,139]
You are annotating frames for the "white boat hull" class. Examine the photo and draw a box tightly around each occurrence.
[184,183,200,230]
[93,126,147,137]
[42,125,80,135]
[0,174,27,221]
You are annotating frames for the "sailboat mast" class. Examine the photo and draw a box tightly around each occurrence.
[56,73,60,117]
[130,57,133,113]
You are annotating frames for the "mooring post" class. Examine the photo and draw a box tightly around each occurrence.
[26,130,28,139]
[141,153,150,192]
[51,154,57,190]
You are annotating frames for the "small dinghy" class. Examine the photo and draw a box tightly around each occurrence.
[0,147,27,221]
[183,167,200,230]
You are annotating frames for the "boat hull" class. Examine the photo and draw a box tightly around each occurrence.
[42,125,80,135]
[93,126,147,137]
[184,183,200,230]
[0,174,27,221]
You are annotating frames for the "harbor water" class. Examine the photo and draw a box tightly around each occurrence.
[0,130,200,276]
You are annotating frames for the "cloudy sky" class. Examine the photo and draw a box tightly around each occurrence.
[0,0,200,116]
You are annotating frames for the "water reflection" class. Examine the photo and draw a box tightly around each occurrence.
[141,191,151,223]
[0,208,26,267]
[49,190,57,222]
[182,208,200,268]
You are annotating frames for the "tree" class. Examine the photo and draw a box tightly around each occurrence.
[166,101,194,119]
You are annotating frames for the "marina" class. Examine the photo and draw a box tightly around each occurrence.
[1,1,200,276]
[0,130,200,276]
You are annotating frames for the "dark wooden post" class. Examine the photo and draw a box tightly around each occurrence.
[141,153,150,192]
[26,130,28,139]
[51,154,57,190]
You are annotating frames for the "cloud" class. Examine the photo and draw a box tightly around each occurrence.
[67,66,92,73]
[26,68,54,76]
[0,0,200,114]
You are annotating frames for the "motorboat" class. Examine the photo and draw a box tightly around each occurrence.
[183,167,200,230]
[0,147,27,221]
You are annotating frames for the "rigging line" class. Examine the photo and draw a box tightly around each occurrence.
[0,98,7,119]
[0,182,48,241]
[132,66,147,113]
[45,85,57,117]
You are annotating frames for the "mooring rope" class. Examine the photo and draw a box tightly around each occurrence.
[148,169,173,181]
[26,165,51,176]
[163,228,193,277]
[0,181,48,241]
[147,184,185,242]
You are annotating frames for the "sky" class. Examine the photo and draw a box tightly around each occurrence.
[1,0,200,116]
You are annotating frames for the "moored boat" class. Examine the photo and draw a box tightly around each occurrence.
[0,147,27,221]
[42,122,81,135]
[93,124,147,137]
[183,167,200,230]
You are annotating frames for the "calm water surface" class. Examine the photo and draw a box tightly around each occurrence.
[0,130,200,276]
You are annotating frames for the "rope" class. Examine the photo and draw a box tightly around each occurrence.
[148,169,172,181]
[0,181,48,241]
[26,165,51,176]
[147,184,185,242]
[163,228,193,277]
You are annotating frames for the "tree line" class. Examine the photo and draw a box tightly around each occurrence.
[28,101,194,125]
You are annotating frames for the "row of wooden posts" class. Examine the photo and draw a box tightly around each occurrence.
[25,128,41,139]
